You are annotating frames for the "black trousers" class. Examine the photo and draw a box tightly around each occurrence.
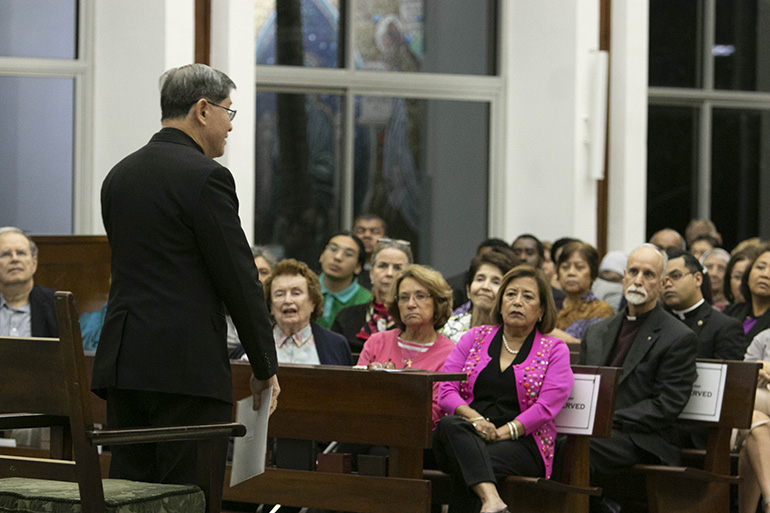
[106,388,232,485]
[432,415,544,513]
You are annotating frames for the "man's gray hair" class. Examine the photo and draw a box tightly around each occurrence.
[251,245,277,269]
[630,243,668,275]
[159,63,236,120]
[0,226,37,257]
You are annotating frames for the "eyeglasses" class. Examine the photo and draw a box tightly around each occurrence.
[397,292,431,304]
[325,243,358,259]
[378,237,411,247]
[663,270,693,283]
[208,101,237,121]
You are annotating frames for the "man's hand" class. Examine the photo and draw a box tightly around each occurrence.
[250,374,280,415]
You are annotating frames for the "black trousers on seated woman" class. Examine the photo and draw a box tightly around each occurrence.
[433,415,544,513]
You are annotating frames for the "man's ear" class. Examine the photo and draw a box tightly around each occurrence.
[31,255,38,275]
[192,98,208,124]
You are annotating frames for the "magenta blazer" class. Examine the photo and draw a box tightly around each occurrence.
[438,325,574,479]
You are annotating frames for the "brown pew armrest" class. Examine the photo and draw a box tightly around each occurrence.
[87,422,246,446]
[635,464,741,484]
[0,413,69,429]
[504,475,602,496]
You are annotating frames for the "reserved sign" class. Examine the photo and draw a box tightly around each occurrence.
[678,362,727,422]
[555,373,601,435]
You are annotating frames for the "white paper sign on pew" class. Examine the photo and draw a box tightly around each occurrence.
[678,361,727,422]
[555,374,601,435]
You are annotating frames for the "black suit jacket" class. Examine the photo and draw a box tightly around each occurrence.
[92,128,278,404]
[580,303,698,465]
[230,323,353,366]
[677,301,744,360]
[330,302,369,353]
[30,284,57,338]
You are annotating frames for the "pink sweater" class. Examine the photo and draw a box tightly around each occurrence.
[438,325,573,479]
[357,329,455,423]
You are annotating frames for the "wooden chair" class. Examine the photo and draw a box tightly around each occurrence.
[0,291,246,513]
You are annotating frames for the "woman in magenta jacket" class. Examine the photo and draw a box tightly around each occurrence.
[434,265,574,513]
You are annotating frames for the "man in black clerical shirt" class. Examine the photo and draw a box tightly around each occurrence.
[579,244,697,506]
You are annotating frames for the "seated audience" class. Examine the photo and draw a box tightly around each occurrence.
[725,245,770,349]
[80,301,108,352]
[357,264,455,422]
[316,231,371,329]
[701,248,731,310]
[434,265,573,513]
[234,258,352,365]
[738,329,770,513]
[447,238,512,311]
[541,240,557,290]
[332,239,413,352]
[725,247,762,306]
[441,249,516,343]
[650,227,686,250]
[547,237,580,291]
[226,245,277,355]
[591,250,627,312]
[0,227,57,448]
[352,214,387,290]
[689,234,718,260]
[551,242,614,344]
[580,244,697,509]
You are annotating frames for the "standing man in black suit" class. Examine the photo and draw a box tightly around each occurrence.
[662,248,744,360]
[92,64,279,489]
[579,244,698,504]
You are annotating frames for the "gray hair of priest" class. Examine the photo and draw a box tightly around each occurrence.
[159,63,236,121]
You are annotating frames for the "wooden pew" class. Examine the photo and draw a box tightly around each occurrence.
[224,361,464,513]
[33,235,111,314]
[637,359,760,513]
[428,365,623,513]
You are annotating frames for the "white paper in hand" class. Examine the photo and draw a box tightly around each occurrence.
[230,386,272,487]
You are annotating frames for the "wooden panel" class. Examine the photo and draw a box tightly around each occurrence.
[223,467,431,513]
[33,236,110,314]
[0,337,69,415]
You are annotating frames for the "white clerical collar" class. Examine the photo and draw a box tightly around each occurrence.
[672,298,705,320]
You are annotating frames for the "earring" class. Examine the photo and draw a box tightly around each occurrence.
[539,316,543,322]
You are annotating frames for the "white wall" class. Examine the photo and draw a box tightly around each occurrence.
[90,0,195,233]
[502,0,602,246]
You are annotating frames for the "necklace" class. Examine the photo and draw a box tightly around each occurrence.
[501,334,519,355]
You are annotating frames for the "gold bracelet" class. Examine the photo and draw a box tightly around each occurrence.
[467,416,487,422]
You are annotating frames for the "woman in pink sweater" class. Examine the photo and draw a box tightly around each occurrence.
[434,265,574,513]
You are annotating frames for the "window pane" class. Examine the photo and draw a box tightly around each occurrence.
[354,96,489,275]
[254,92,343,263]
[353,0,496,75]
[0,76,74,233]
[0,0,77,59]
[711,109,764,250]
[714,0,770,92]
[646,105,699,239]
[255,0,341,67]
[648,0,700,88]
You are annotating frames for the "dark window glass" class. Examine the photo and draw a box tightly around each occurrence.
[353,0,497,75]
[714,0,768,92]
[711,109,762,250]
[648,0,700,88]
[353,96,489,274]
[255,0,342,68]
[646,105,699,239]
[254,92,343,264]
[0,0,78,59]
[0,76,74,233]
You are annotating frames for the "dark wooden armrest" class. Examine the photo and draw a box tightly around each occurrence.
[636,464,741,484]
[0,413,69,429]
[87,422,246,446]
[504,475,602,496]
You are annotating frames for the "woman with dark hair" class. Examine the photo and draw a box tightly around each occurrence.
[725,247,762,306]
[725,245,770,348]
[441,249,517,343]
[357,264,455,422]
[551,242,614,344]
[433,265,574,513]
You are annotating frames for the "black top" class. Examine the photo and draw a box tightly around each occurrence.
[724,302,770,350]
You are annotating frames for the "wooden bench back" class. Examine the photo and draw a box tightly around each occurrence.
[683,359,760,428]
[33,235,111,314]
[561,365,622,438]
